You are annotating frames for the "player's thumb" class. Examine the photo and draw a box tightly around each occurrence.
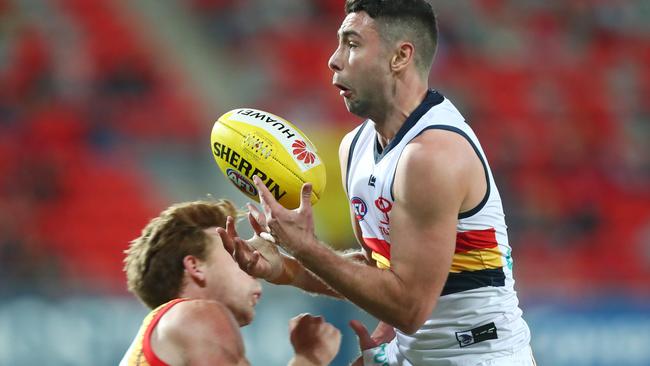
[349,320,377,351]
[299,183,313,212]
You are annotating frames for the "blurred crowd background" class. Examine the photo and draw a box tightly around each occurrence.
[0,0,649,365]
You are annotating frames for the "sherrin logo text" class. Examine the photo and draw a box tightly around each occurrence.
[213,142,287,201]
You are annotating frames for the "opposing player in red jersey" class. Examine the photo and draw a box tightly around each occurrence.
[121,200,341,366]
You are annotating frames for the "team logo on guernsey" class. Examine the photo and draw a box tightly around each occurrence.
[351,197,368,221]
[374,197,392,225]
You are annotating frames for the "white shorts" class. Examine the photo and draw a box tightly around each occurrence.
[475,345,536,366]
[363,342,536,366]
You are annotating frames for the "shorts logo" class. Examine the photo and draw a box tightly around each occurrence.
[455,322,498,348]
[351,197,368,221]
[456,332,474,347]
[226,168,257,196]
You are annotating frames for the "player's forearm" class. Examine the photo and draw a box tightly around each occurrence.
[293,263,342,298]
[293,250,367,297]
[270,256,342,298]
[294,241,418,332]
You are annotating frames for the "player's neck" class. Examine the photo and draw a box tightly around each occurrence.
[178,281,204,300]
[373,81,428,148]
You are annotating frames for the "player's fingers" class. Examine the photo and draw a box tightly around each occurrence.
[253,176,279,216]
[247,203,267,226]
[321,321,341,340]
[247,204,268,235]
[249,251,262,268]
[329,324,342,343]
[298,314,322,325]
[217,227,235,255]
[259,231,277,244]
[226,216,239,238]
[233,238,252,268]
[288,313,307,332]
[298,183,313,213]
[370,321,396,344]
[349,320,377,351]
[295,313,318,327]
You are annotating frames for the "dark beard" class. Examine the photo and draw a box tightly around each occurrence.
[345,96,372,118]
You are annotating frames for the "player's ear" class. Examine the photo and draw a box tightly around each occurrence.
[183,255,207,285]
[390,41,414,73]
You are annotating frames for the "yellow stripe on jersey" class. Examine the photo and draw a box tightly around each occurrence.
[450,247,503,273]
[372,251,391,269]
[127,308,158,366]
[124,299,188,366]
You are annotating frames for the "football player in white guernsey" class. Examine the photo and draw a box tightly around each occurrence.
[229,0,535,365]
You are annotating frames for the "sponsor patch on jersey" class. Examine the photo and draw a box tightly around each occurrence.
[351,197,368,221]
[455,322,498,347]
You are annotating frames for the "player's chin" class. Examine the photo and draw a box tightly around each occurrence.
[237,307,256,327]
[346,100,369,119]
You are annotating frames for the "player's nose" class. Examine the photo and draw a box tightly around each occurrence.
[328,48,343,72]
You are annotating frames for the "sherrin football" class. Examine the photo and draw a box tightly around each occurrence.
[211,108,326,209]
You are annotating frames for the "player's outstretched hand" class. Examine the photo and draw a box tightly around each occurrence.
[349,320,396,366]
[253,175,318,257]
[289,314,341,366]
[218,216,283,281]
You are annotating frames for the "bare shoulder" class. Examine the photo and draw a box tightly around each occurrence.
[394,128,477,217]
[402,128,477,174]
[161,299,242,342]
[157,299,245,363]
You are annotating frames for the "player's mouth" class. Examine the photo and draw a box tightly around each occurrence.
[333,82,353,98]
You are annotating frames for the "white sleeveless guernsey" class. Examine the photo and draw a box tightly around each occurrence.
[346,90,531,366]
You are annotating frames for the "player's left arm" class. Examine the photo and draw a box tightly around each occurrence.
[254,129,473,334]
[384,130,464,331]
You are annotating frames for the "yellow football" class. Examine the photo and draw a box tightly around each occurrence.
[210,108,326,209]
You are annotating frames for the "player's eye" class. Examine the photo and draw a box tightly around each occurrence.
[348,42,358,48]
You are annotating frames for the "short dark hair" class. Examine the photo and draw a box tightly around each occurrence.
[345,0,438,74]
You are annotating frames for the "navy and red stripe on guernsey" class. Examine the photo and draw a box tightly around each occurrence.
[345,90,530,364]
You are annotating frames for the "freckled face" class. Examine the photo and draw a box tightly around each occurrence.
[202,229,262,326]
